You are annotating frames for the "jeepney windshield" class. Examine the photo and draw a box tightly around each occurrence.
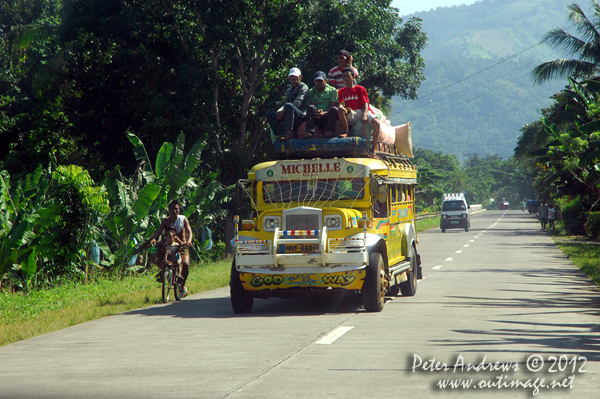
[263,178,365,203]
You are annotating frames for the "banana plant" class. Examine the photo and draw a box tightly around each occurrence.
[0,166,47,288]
[97,133,210,272]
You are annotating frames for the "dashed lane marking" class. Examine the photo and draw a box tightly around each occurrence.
[315,326,354,345]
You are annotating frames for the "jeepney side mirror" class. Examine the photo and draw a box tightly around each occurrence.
[236,182,250,210]
[468,205,470,209]
[438,206,441,211]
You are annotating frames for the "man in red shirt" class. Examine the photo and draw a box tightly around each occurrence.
[337,67,381,153]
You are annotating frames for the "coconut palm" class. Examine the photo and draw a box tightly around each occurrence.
[533,1,600,84]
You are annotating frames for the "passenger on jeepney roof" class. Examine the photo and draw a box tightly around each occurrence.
[328,50,359,90]
[266,67,309,141]
[304,71,340,138]
[337,67,381,153]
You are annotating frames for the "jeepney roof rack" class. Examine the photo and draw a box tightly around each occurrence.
[373,151,414,167]
[272,137,409,161]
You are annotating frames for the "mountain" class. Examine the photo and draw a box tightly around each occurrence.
[390,0,576,160]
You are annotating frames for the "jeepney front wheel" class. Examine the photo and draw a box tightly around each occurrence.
[363,252,385,312]
[400,245,418,297]
[230,261,254,314]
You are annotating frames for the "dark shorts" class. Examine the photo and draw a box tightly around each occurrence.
[540,218,548,223]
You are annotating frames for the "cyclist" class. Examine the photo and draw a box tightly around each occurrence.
[151,201,193,298]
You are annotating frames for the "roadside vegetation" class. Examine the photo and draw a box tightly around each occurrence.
[547,223,600,288]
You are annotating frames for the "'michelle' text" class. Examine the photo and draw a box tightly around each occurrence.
[412,354,519,373]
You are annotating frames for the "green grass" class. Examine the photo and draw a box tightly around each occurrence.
[547,223,600,289]
[416,216,440,232]
[0,259,231,347]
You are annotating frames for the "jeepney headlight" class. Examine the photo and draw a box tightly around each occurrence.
[324,215,342,230]
[263,216,281,231]
[442,214,448,219]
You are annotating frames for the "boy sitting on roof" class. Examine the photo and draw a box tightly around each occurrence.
[337,67,381,153]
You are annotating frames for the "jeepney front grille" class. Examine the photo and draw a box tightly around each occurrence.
[285,214,319,231]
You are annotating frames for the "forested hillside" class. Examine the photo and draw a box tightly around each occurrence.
[390,0,574,159]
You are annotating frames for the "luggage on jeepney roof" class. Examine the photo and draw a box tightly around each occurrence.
[273,137,369,159]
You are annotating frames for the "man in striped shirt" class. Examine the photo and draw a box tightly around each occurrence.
[328,50,359,90]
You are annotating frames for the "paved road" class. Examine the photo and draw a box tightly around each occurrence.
[1,210,599,398]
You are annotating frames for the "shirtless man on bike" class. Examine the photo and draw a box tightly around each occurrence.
[151,200,193,298]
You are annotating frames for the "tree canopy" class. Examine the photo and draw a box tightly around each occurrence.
[1,0,427,185]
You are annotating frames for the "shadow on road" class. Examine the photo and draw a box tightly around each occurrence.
[429,267,600,360]
[124,292,366,319]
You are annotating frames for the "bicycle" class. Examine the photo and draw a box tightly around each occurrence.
[162,258,183,303]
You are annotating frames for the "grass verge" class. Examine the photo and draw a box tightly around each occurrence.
[0,259,231,347]
[416,216,440,233]
[2,217,439,347]
[549,228,600,288]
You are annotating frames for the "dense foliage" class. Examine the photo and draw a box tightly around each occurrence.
[515,0,600,236]
[413,148,534,212]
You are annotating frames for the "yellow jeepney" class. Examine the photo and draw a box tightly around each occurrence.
[231,150,421,313]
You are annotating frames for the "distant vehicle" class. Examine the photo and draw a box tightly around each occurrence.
[498,200,510,210]
[440,193,470,233]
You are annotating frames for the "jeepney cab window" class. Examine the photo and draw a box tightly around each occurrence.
[263,179,365,203]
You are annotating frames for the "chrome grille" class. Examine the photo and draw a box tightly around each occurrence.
[285,214,319,230]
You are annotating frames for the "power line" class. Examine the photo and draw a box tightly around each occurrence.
[415,42,542,100]
[399,49,561,114]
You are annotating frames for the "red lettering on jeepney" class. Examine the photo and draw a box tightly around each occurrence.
[312,164,319,173]
[334,163,341,172]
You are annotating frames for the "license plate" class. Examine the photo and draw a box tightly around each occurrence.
[285,244,315,253]
[451,221,459,224]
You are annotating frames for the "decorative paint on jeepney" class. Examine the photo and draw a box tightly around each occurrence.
[254,159,370,182]
[240,270,366,291]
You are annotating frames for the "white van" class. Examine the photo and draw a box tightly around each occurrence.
[440,193,470,233]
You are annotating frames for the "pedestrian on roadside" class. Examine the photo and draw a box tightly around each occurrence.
[548,204,556,230]
[538,202,549,232]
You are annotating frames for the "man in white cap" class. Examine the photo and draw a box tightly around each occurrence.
[266,67,309,140]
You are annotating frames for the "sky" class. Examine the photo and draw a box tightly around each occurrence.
[391,0,479,16]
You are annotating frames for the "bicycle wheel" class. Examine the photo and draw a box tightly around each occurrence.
[162,269,173,303]
[174,276,183,301]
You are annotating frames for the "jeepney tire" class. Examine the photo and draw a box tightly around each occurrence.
[389,284,400,296]
[363,252,385,312]
[465,225,469,232]
[441,228,446,233]
[230,261,254,314]
[400,245,418,297]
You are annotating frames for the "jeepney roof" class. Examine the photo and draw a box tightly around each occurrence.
[248,157,417,183]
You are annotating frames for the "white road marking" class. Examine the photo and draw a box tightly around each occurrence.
[315,326,354,345]
[470,240,475,242]
[463,244,469,247]
[456,250,463,253]
[433,266,443,270]
[445,257,453,261]
[474,236,479,239]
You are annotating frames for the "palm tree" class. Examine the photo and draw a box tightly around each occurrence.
[533,1,600,84]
